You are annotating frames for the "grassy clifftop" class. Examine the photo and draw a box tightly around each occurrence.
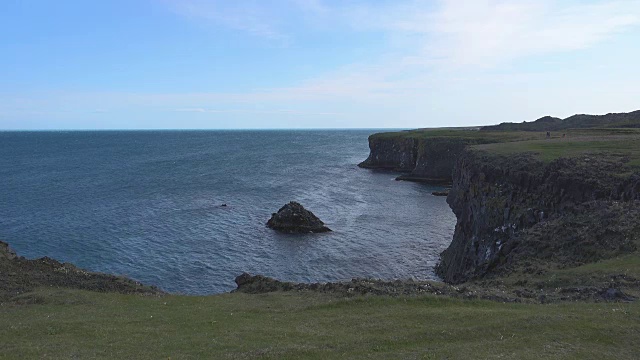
[370,128,538,143]
[474,128,640,168]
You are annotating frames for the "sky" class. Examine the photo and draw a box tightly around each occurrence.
[1,0,639,130]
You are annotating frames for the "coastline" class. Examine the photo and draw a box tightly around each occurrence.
[3,113,640,303]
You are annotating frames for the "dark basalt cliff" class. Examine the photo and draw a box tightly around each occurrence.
[358,135,418,172]
[360,122,640,287]
[358,134,476,183]
[436,150,640,283]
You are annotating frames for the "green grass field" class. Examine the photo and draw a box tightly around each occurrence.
[2,288,639,359]
[370,128,540,143]
[474,129,640,167]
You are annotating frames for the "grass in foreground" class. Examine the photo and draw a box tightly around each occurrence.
[1,288,639,359]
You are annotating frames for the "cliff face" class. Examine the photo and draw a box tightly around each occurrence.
[410,138,469,181]
[358,134,470,183]
[360,127,640,285]
[436,150,640,283]
[358,136,418,172]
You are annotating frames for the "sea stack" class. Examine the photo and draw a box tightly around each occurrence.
[267,202,332,233]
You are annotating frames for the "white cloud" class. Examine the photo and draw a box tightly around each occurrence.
[428,0,640,67]
[329,0,640,68]
[163,0,640,66]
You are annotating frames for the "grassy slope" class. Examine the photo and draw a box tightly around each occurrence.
[474,128,640,168]
[2,288,639,359]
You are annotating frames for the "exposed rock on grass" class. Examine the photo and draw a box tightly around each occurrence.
[233,272,637,303]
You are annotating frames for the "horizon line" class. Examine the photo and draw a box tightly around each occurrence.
[0,127,418,132]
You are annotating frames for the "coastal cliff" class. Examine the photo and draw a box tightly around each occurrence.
[436,147,640,283]
[358,130,491,183]
[358,135,418,172]
[361,124,640,287]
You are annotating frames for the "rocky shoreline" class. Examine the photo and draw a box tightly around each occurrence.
[233,272,635,303]
[0,241,162,302]
[2,235,635,304]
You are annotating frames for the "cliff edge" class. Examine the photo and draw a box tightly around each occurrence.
[437,140,640,284]
[361,120,640,299]
[358,129,535,183]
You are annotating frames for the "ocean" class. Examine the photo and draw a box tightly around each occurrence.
[0,130,456,294]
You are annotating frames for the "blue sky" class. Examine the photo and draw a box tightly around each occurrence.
[1,0,639,130]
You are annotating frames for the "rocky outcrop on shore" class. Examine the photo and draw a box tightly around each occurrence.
[233,272,635,303]
[267,202,331,233]
[0,240,162,301]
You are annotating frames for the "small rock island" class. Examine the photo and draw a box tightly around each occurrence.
[267,201,332,233]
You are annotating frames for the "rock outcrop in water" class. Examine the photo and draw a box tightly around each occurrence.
[267,202,331,233]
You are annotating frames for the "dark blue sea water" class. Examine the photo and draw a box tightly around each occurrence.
[0,130,455,294]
